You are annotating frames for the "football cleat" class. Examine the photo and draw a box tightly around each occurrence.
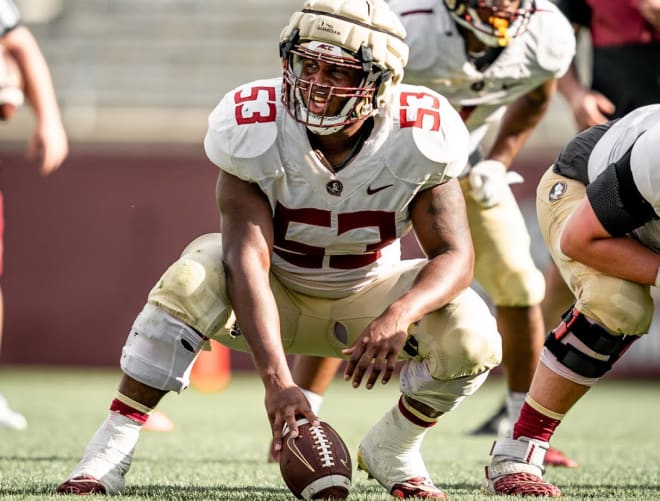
[357,404,446,499]
[484,436,561,497]
[545,447,578,468]
[357,453,447,499]
[56,475,106,495]
[57,452,128,496]
[0,394,27,430]
[58,413,140,495]
[485,471,561,497]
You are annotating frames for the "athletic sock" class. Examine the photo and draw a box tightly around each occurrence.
[112,394,152,425]
[503,391,526,437]
[513,396,563,443]
[357,396,437,490]
[506,391,526,422]
[398,395,439,429]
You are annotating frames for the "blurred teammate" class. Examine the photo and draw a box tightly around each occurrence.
[0,0,67,430]
[542,0,660,340]
[0,0,67,173]
[485,104,660,496]
[57,0,501,497]
[278,0,577,467]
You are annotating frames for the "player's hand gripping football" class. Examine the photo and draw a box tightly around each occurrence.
[265,385,319,459]
[342,309,409,389]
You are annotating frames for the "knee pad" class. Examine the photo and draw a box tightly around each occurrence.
[543,307,638,385]
[399,359,491,413]
[120,303,209,393]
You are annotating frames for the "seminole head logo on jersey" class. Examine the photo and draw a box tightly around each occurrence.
[548,181,567,202]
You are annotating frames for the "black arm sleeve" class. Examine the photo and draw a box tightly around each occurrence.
[586,147,659,236]
[554,122,612,184]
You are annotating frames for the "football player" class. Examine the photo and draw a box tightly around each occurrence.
[0,0,67,431]
[540,0,660,374]
[485,104,660,496]
[277,0,578,468]
[0,0,67,174]
[57,0,502,498]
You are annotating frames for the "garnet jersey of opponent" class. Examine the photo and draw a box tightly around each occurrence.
[204,78,469,298]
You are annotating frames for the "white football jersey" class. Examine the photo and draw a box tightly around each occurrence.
[388,0,575,147]
[204,78,469,298]
[587,104,660,252]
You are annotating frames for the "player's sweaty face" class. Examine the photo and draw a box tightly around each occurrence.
[298,58,363,117]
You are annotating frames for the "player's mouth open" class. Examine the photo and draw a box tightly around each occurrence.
[308,93,330,114]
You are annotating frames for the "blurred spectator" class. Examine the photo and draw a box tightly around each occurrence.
[1,0,68,429]
[556,0,660,130]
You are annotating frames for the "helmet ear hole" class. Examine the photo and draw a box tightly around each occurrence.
[280,28,300,60]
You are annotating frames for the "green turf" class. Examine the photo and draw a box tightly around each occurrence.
[0,367,658,500]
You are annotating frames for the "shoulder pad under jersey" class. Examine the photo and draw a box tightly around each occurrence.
[204,78,282,182]
[393,84,469,179]
[531,0,575,77]
[621,107,660,213]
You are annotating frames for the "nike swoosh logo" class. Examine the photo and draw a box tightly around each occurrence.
[366,183,393,195]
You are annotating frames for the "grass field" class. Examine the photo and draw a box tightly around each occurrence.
[0,367,658,500]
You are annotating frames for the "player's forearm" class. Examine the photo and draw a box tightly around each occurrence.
[224,258,293,389]
[562,234,660,286]
[218,171,291,390]
[487,87,553,166]
[557,63,584,108]
[560,198,660,285]
[638,0,660,31]
[404,181,474,320]
[391,249,473,326]
[4,26,62,122]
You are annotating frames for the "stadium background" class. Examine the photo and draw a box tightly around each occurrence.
[1,0,658,375]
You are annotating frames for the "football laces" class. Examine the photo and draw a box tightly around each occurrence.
[310,425,335,467]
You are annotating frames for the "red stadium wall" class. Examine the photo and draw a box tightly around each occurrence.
[1,143,658,376]
[0,143,234,367]
[0,143,426,371]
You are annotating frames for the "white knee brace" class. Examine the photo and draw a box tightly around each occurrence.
[120,303,208,393]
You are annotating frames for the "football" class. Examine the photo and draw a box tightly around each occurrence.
[279,418,352,500]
